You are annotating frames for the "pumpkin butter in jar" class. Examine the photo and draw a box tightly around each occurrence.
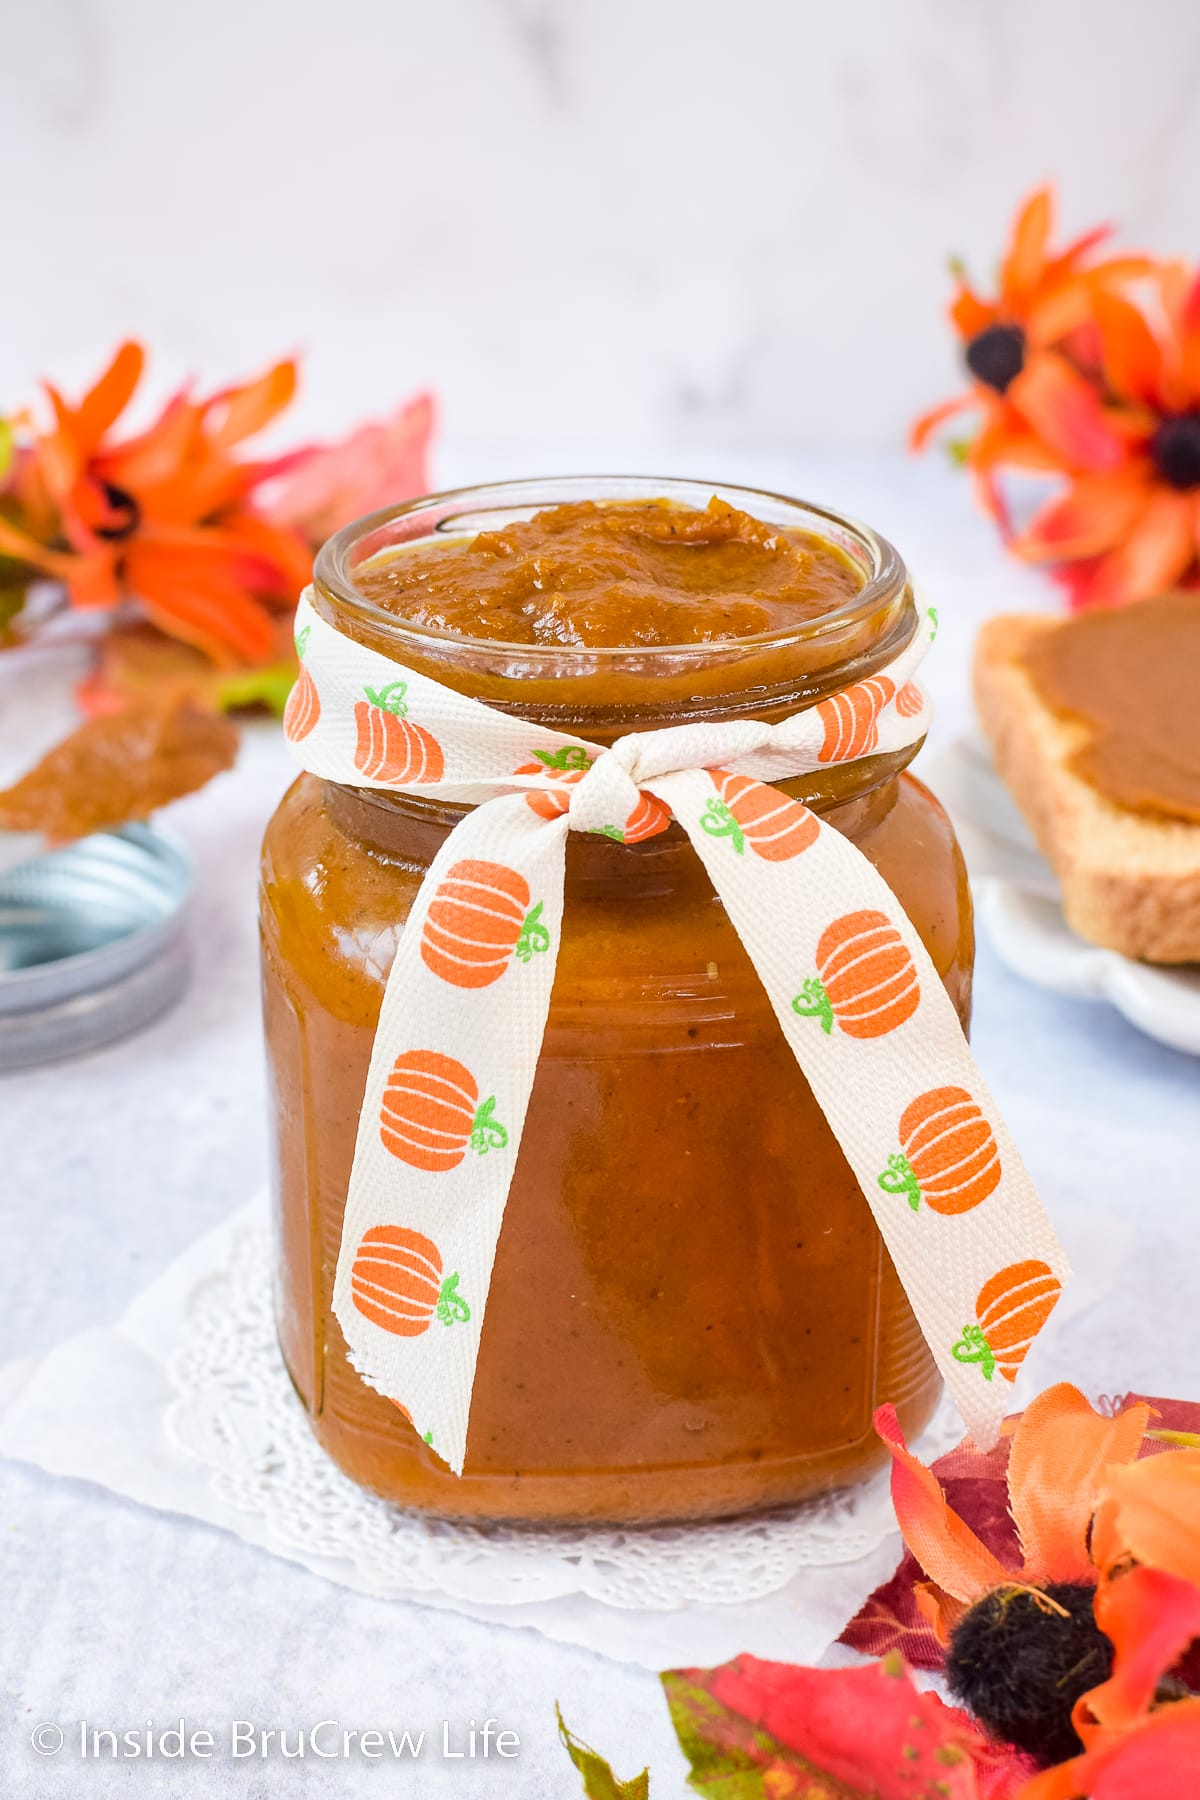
[261,479,973,1524]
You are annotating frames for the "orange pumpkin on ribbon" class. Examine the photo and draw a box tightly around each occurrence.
[592,791,673,844]
[816,675,895,763]
[877,1085,1001,1215]
[283,664,320,742]
[952,1260,1063,1384]
[350,1224,470,1336]
[792,908,920,1038]
[700,770,819,862]
[379,1049,507,1172]
[421,859,549,988]
[514,745,592,821]
[354,681,445,783]
[895,681,924,719]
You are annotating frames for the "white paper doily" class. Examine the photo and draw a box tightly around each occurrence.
[164,1223,965,1615]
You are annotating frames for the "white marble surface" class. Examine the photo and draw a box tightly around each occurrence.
[5,0,1200,450]
[3,450,1200,1795]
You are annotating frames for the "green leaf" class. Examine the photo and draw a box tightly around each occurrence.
[213,661,297,717]
[0,416,12,484]
[662,1671,831,1797]
[557,1706,650,1798]
[0,579,31,640]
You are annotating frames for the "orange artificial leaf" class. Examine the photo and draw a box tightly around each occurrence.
[662,1654,1035,1799]
[0,695,237,839]
[1006,1386,1150,1585]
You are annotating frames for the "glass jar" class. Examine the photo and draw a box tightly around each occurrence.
[260,477,973,1524]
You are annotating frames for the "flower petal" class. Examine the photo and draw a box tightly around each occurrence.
[1007,352,1128,473]
[1094,1447,1200,1586]
[1014,468,1151,563]
[1103,489,1196,605]
[1177,268,1200,405]
[73,341,145,459]
[949,283,995,341]
[1002,186,1053,306]
[1006,1386,1149,1584]
[909,391,975,452]
[124,536,279,664]
[1020,1701,1200,1800]
[204,358,298,451]
[874,1406,1014,1604]
[1078,1566,1200,1737]
[1092,291,1166,407]
[95,393,205,497]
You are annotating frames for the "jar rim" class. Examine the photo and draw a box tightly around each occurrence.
[313,474,910,667]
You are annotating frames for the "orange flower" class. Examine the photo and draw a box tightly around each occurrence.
[0,342,313,664]
[912,187,1149,529]
[1019,1566,1200,1797]
[1019,1448,1200,1795]
[1011,267,1200,607]
[876,1385,1150,1646]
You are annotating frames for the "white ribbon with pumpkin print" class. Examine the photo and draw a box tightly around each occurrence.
[284,588,1069,1474]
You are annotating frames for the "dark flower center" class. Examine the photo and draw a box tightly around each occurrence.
[1152,413,1200,490]
[93,481,141,542]
[946,1581,1111,1767]
[965,324,1026,395]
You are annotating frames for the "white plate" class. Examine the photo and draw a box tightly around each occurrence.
[922,736,1200,1057]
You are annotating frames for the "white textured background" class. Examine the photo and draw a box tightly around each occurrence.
[4,0,1199,451]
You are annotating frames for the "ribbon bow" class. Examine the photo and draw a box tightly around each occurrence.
[285,589,1068,1474]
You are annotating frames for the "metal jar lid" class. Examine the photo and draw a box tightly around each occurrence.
[0,824,193,1071]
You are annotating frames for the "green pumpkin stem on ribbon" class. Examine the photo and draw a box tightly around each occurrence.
[515,900,551,963]
[470,1094,508,1156]
[951,1322,996,1381]
[533,745,591,773]
[435,1272,471,1327]
[364,680,408,717]
[590,824,626,842]
[295,623,310,658]
[791,975,835,1034]
[878,1151,923,1211]
[700,797,745,855]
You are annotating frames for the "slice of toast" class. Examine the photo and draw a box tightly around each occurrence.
[973,614,1200,964]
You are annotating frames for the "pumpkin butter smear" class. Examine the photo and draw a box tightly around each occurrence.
[353,497,864,647]
[1021,590,1200,823]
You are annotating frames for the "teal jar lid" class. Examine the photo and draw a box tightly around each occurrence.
[0,824,193,1070]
